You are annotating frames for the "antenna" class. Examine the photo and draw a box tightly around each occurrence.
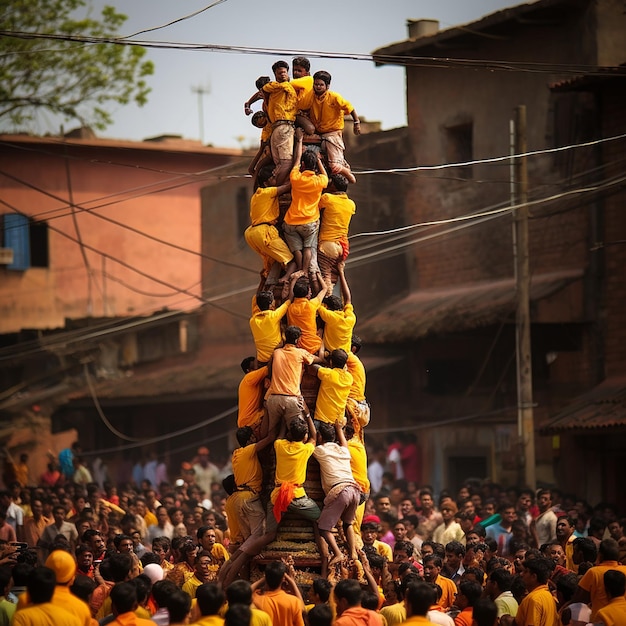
[191,82,211,143]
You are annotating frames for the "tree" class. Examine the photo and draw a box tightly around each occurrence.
[0,0,154,131]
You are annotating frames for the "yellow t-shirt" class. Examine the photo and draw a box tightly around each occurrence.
[291,75,314,110]
[346,352,366,400]
[285,167,328,226]
[237,366,268,428]
[262,81,297,122]
[595,597,626,626]
[250,187,280,226]
[270,440,315,503]
[315,367,353,424]
[380,602,406,626]
[318,303,356,353]
[347,437,370,493]
[232,444,262,494]
[211,542,230,563]
[287,297,323,354]
[515,584,558,626]
[319,193,355,242]
[249,296,289,363]
[12,603,82,626]
[182,574,203,599]
[309,91,354,133]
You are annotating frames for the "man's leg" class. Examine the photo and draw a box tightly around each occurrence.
[320,527,345,566]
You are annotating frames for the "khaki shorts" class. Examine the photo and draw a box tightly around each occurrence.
[321,130,346,173]
[271,123,295,163]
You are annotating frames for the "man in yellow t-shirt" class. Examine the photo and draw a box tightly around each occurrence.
[318,176,356,292]
[194,582,225,626]
[318,260,356,353]
[244,170,295,290]
[346,336,370,441]
[501,557,557,626]
[181,552,214,599]
[309,70,360,183]
[223,426,272,544]
[595,570,626,626]
[310,349,353,425]
[12,566,81,626]
[218,416,320,589]
[291,56,315,134]
[249,286,292,366]
[261,60,297,186]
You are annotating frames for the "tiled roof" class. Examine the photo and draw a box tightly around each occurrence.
[358,269,583,343]
[541,376,626,433]
[372,0,573,61]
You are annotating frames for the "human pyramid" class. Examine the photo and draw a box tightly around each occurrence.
[219,56,372,587]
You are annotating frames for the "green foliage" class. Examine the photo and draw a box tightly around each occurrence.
[0,0,154,130]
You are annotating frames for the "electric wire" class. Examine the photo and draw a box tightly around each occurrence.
[1,169,623,361]
[0,168,257,275]
[2,28,626,78]
[2,131,624,232]
[80,404,238,456]
[120,1,229,39]
[84,362,144,442]
[0,198,249,320]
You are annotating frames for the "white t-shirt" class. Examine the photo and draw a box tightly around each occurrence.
[387,447,404,479]
[313,443,354,493]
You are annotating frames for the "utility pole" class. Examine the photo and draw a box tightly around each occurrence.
[512,105,536,489]
[191,83,210,144]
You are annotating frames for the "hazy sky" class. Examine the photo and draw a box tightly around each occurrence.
[51,0,518,148]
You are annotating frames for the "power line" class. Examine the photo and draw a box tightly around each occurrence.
[81,404,237,456]
[121,1,229,39]
[1,28,625,79]
[0,198,249,319]
[3,131,624,233]
[0,167,256,275]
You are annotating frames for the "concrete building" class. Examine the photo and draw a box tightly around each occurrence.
[368,0,626,503]
[0,130,244,480]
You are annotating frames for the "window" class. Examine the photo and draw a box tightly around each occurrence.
[1,214,49,270]
[444,122,473,179]
[425,358,475,395]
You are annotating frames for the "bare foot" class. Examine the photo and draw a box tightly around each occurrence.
[328,553,346,567]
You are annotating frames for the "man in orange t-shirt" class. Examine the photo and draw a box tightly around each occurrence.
[283,128,328,279]
[286,277,327,356]
[252,561,304,626]
[265,325,321,435]
[237,357,268,436]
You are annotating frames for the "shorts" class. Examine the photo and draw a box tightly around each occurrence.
[265,495,321,534]
[244,224,293,271]
[283,220,319,252]
[321,130,346,172]
[318,484,361,531]
[270,124,295,163]
[266,394,305,427]
[240,495,266,538]
[319,240,343,261]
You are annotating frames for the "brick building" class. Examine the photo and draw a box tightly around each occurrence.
[367,0,626,503]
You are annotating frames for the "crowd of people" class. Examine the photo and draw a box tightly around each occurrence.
[0,458,625,626]
[1,56,625,625]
